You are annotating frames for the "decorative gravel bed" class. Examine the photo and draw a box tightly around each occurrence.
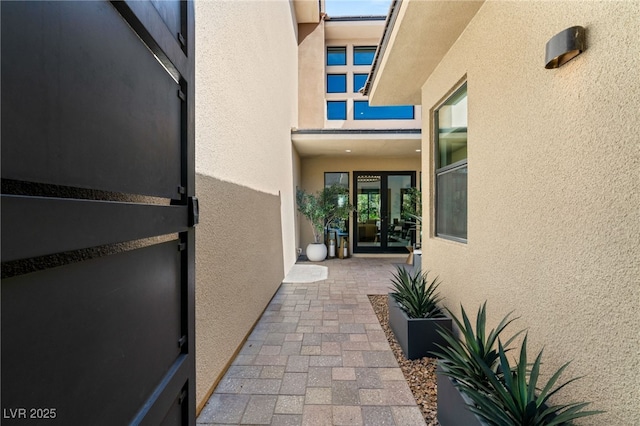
[368,294,440,426]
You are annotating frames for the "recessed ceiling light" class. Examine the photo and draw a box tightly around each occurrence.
[345,149,351,153]
[415,149,421,152]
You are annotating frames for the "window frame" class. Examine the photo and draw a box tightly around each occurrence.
[353,46,377,66]
[353,73,368,93]
[324,172,350,236]
[326,46,347,66]
[324,172,350,189]
[327,100,347,120]
[326,74,347,93]
[353,101,414,120]
[434,81,468,243]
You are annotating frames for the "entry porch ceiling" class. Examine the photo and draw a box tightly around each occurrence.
[324,19,385,40]
[368,0,484,106]
[291,130,421,158]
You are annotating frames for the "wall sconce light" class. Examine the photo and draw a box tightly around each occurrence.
[545,26,586,69]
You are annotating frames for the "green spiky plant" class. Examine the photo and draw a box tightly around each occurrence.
[389,266,444,319]
[465,336,603,425]
[434,302,524,391]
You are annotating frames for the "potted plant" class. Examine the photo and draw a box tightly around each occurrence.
[387,265,452,359]
[434,303,602,425]
[296,184,354,262]
[466,335,602,425]
[434,302,522,426]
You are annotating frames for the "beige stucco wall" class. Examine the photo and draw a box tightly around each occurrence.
[298,22,326,129]
[194,0,299,410]
[194,175,285,410]
[420,2,639,424]
[299,155,421,252]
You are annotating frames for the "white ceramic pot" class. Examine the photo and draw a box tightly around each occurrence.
[306,243,327,262]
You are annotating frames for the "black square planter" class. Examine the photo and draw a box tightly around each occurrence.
[387,294,452,360]
[436,364,553,425]
[436,364,487,426]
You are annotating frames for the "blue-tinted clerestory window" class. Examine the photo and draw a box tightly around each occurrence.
[327,74,347,93]
[353,101,414,120]
[327,46,346,66]
[327,101,347,120]
[353,73,368,93]
[353,46,376,65]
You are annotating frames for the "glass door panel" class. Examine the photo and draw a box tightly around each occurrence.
[354,172,416,253]
[356,174,381,248]
[386,175,414,248]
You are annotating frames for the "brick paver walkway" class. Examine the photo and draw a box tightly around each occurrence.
[197,257,426,426]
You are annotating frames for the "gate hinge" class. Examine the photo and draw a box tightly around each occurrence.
[178,335,187,348]
[188,196,199,227]
[177,89,186,102]
[178,390,187,405]
[178,242,186,252]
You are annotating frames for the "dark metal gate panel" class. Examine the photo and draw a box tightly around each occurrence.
[1,1,182,199]
[1,1,196,425]
[2,242,183,424]
[1,195,188,262]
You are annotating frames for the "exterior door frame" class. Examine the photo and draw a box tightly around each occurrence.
[353,171,416,253]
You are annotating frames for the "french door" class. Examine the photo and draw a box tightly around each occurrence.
[353,172,416,253]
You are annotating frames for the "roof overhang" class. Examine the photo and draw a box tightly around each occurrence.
[324,17,386,40]
[293,0,322,24]
[366,0,484,106]
[292,130,421,158]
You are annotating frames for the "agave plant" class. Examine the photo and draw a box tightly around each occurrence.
[465,335,603,425]
[434,302,524,391]
[389,266,443,318]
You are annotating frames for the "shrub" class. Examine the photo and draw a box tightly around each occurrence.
[389,266,443,319]
[435,302,603,425]
[434,302,523,391]
[466,336,603,425]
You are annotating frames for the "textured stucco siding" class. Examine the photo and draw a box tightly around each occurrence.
[194,175,284,411]
[420,2,639,424]
[195,0,299,269]
[194,0,299,410]
[298,22,326,129]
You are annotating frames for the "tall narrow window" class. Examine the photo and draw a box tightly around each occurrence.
[435,83,467,242]
[325,172,350,234]
[353,46,376,65]
[327,74,347,93]
[327,46,346,66]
